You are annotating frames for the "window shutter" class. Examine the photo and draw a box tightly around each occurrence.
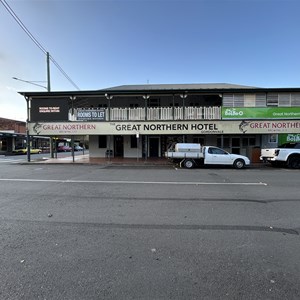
[223,94,234,107]
[278,93,291,107]
[291,93,300,106]
[244,94,255,107]
[267,93,278,106]
[255,94,266,107]
[233,94,244,107]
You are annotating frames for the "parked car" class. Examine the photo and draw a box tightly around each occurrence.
[74,145,84,151]
[57,145,72,152]
[13,147,42,154]
[165,143,250,169]
[260,142,300,168]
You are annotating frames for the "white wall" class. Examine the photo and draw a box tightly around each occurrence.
[123,135,142,158]
[89,135,143,158]
[89,135,107,158]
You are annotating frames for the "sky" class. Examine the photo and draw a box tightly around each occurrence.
[1,0,300,121]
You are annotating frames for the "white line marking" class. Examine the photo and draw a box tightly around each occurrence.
[0,160,21,164]
[0,178,268,186]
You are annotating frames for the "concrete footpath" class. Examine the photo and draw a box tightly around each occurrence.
[26,154,266,168]
[27,154,173,166]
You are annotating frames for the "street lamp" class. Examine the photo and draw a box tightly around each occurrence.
[12,77,47,90]
[179,92,188,116]
[13,77,48,162]
[143,94,150,121]
[13,52,50,91]
[13,53,51,162]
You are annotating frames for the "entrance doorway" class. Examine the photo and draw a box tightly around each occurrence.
[231,137,240,154]
[114,136,124,157]
[149,137,160,157]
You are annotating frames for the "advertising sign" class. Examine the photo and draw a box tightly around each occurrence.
[29,120,300,136]
[278,133,300,144]
[222,107,300,120]
[76,108,106,121]
[30,98,69,121]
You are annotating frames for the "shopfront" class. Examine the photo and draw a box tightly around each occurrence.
[20,83,300,161]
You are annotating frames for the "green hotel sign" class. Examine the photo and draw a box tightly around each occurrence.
[279,133,300,144]
[222,107,300,119]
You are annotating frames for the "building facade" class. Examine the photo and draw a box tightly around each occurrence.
[20,83,300,162]
[0,117,26,154]
[0,117,49,154]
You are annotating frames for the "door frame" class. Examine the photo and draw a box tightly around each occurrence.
[148,136,160,158]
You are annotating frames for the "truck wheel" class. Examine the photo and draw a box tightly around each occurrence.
[184,159,195,169]
[234,159,245,169]
[288,156,300,169]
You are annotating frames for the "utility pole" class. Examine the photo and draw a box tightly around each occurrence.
[47,52,51,92]
[46,52,55,158]
[15,53,52,161]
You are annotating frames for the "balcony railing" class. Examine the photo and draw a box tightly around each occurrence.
[110,106,221,121]
[71,106,221,121]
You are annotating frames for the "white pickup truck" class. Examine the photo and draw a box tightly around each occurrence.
[165,143,250,169]
[260,142,300,168]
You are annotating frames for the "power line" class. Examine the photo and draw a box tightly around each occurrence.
[1,0,47,54]
[50,55,80,90]
[0,0,80,91]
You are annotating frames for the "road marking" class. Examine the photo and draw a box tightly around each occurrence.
[0,159,22,164]
[0,178,267,186]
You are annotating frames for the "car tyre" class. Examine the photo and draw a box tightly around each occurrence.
[184,159,195,169]
[234,159,245,169]
[288,156,300,169]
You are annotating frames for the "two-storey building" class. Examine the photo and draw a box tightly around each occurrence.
[20,83,300,162]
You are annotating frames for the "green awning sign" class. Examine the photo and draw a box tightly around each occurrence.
[222,107,300,119]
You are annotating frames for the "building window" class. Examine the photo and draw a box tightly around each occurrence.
[131,136,137,148]
[242,137,257,146]
[269,134,278,143]
[193,136,204,145]
[98,136,107,148]
[267,93,278,106]
[255,94,267,107]
[278,94,291,107]
[217,137,230,148]
[291,93,300,106]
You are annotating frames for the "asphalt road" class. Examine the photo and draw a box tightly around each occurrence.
[0,164,299,299]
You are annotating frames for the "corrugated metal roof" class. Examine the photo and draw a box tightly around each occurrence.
[19,83,300,98]
[102,83,260,91]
